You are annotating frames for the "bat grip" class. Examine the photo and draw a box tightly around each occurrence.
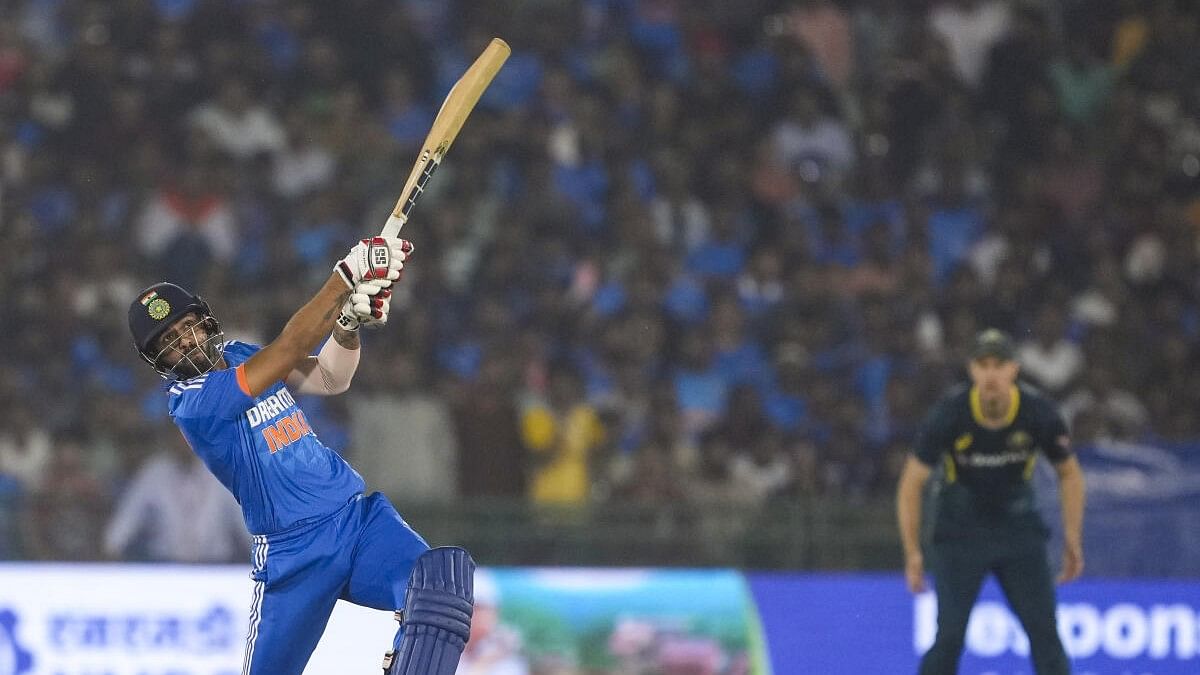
[381,214,407,237]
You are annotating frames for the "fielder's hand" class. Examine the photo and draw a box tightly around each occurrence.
[905,552,928,593]
[1057,541,1084,584]
[334,237,413,289]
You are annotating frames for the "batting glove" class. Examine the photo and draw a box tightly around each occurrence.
[334,237,413,289]
[344,279,394,330]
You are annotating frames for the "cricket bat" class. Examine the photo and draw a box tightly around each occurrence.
[381,37,511,237]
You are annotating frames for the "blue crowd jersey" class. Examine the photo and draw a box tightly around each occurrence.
[168,340,366,535]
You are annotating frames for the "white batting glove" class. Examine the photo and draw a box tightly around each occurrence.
[334,239,414,331]
[350,279,394,329]
[335,281,391,331]
[334,237,413,289]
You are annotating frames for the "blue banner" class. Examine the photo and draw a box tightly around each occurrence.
[750,574,1200,674]
[1074,440,1200,576]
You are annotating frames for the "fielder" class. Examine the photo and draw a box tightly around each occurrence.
[896,329,1086,675]
[128,236,473,674]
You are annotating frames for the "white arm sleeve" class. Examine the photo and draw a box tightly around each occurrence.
[286,337,360,395]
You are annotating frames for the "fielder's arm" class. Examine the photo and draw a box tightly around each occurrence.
[1054,455,1086,582]
[896,456,932,593]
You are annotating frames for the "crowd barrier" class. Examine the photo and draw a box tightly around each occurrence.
[0,565,1196,674]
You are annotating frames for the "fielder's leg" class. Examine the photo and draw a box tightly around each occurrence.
[919,540,990,675]
[994,535,1071,675]
[383,546,475,675]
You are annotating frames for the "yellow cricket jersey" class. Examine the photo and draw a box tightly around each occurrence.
[521,404,605,505]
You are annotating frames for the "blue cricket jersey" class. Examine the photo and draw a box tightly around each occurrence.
[168,340,366,535]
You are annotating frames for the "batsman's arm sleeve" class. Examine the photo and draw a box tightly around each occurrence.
[286,331,360,395]
[241,274,351,397]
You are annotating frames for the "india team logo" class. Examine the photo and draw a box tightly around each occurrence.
[147,298,171,320]
[0,609,33,675]
[139,290,172,321]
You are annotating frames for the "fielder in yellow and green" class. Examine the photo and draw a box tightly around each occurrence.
[896,328,1087,675]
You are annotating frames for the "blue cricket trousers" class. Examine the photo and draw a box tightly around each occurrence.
[241,492,430,674]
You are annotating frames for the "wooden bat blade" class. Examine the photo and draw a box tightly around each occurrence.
[384,37,511,236]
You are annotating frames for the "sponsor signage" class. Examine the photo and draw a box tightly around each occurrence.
[748,574,1200,674]
[1,565,1196,674]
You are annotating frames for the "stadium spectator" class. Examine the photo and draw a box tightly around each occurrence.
[450,352,528,499]
[928,0,1011,88]
[22,434,106,560]
[776,0,855,92]
[102,423,247,563]
[728,429,794,506]
[135,163,237,288]
[1017,305,1085,396]
[271,110,337,200]
[521,362,606,506]
[1,0,1198,568]
[672,329,729,439]
[770,86,855,185]
[1060,366,1149,440]
[0,402,51,494]
[1049,37,1117,126]
[347,350,461,504]
[608,405,691,506]
[188,76,286,161]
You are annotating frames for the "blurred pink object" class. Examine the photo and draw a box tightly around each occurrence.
[657,635,725,675]
[608,618,657,656]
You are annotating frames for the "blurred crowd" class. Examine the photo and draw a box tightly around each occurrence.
[1,0,1199,562]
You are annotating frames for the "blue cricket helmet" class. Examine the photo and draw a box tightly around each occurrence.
[128,282,220,377]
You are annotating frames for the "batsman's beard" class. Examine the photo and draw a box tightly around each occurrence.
[152,317,225,380]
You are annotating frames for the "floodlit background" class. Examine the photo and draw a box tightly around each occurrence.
[0,0,1198,673]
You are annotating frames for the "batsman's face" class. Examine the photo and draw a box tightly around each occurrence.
[968,356,1019,399]
[153,312,223,379]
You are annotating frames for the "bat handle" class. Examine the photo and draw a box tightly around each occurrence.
[381,213,407,237]
[384,155,441,237]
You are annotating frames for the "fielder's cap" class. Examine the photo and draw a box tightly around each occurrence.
[128,282,210,354]
[971,328,1016,361]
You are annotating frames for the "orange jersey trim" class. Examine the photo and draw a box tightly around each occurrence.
[235,364,251,396]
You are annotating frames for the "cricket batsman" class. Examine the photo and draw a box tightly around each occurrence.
[128,236,473,674]
[896,328,1087,674]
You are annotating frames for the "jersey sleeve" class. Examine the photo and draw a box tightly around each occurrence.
[1040,401,1073,463]
[168,365,255,421]
[912,399,954,466]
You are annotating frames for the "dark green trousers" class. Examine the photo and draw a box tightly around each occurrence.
[918,533,1070,675]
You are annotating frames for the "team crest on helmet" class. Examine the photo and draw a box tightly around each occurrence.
[147,297,171,320]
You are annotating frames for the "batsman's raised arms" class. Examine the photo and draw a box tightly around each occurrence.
[381,37,510,238]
